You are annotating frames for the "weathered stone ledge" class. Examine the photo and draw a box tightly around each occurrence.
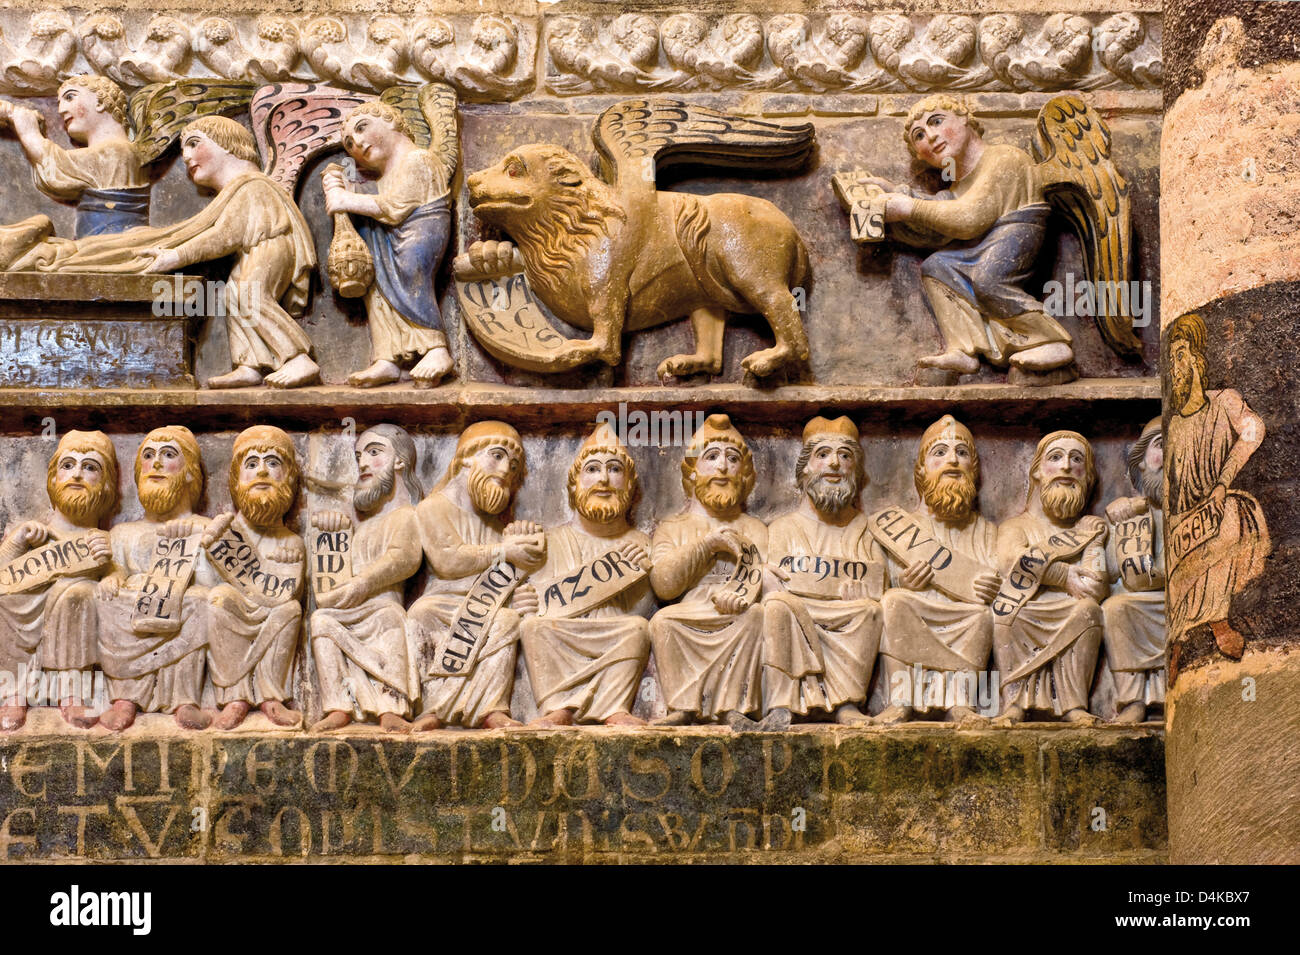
[0,712,1166,863]
[0,378,1160,431]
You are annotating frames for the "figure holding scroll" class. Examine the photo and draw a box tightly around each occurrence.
[0,75,148,247]
[1102,417,1166,722]
[310,425,425,733]
[763,416,884,728]
[323,101,456,388]
[202,426,304,730]
[649,415,771,731]
[1166,312,1269,662]
[521,423,652,727]
[408,421,544,730]
[0,431,115,730]
[97,427,215,731]
[873,415,1002,726]
[992,431,1107,725]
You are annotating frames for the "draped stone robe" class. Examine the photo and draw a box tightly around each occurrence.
[1103,504,1167,709]
[880,508,999,711]
[649,511,767,720]
[310,505,422,719]
[520,522,652,722]
[763,509,883,714]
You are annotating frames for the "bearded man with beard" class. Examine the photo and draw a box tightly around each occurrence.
[203,426,305,730]
[0,431,115,730]
[763,417,885,728]
[520,423,652,726]
[408,421,544,730]
[649,415,772,731]
[993,430,1107,725]
[876,415,1002,726]
[97,426,219,731]
[1101,418,1167,723]
[310,425,425,733]
[1165,312,1269,661]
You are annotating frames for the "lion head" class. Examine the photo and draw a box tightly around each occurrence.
[466,144,625,297]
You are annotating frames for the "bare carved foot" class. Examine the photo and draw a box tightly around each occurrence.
[1113,702,1147,724]
[211,700,250,731]
[757,707,793,732]
[347,359,401,388]
[310,710,352,733]
[99,700,137,732]
[60,700,98,729]
[0,703,27,732]
[529,708,575,727]
[917,350,980,374]
[991,704,1024,728]
[264,354,321,389]
[411,713,444,732]
[872,704,913,725]
[480,710,522,729]
[175,703,212,730]
[834,703,871,726]
[206,365,263,389]
[604,711,647,727]
[411,347,454,387]
[379,713,413,734]
[741,345,797,378]
[724,710,762,733]
[652,710,694,726]
[1062,707,1100,726]
[1009,342,1073,372]
[949,705,990,729]
[261,700,302,727]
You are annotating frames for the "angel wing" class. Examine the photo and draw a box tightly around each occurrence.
[130,80,259,165]
[379,82,459,182]
[249,83,374,193]
[592,99,815,195]
[1034,94,1142,358]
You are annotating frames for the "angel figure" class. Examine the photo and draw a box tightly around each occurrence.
[834,94,1140,384]
[322,85,459,387]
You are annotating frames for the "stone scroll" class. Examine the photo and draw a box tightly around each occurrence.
[0,534,105,595]
[130,531,204,634]
[868,507,995,605]
[536,548,649,619]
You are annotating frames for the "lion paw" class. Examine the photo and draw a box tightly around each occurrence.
[741,346,795,378]
[456,240,520,279]
[657,354,721,381]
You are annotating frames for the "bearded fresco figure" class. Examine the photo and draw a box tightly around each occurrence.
[1165,312,1269,662]
[649,415,772,731]
[97,427,215,731]
[0,74,148,244]
[993,430,1107,724]
[1102,417,1166,722]
[520,423,652,727]
[0,432,115,731]
[203,426,305,730]
[763,417,884,727]
[310,425,425,733]
[408,421,544,730]
[876,415,1002,726]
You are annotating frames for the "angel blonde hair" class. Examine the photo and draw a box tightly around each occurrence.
[58,75,128,129]
[904,94,984,157]
[185,115,258,164]
[345,101,412,140]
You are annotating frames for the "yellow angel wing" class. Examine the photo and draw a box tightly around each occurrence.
[592,98,815,192]
[378,81,459,181]
[130,80,259,165]
[1034,94,1142,358]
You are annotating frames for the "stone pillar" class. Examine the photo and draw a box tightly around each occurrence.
[1161,1,1300,864]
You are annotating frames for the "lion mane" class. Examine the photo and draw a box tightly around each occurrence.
[503,146,626,301]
